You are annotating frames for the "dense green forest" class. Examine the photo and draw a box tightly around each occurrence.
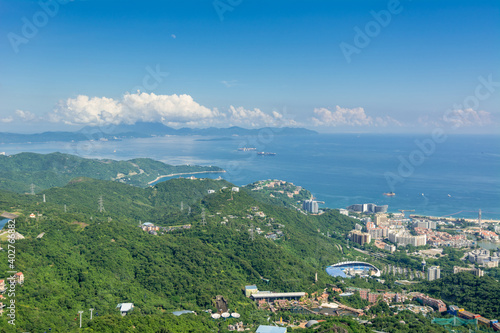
[0,170,359,332]
[415,272,500,319]
[0,152,224,193]
[1,153,499,332]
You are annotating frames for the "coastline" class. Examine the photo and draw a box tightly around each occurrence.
[147,170,226,185]
[410,214,500,224]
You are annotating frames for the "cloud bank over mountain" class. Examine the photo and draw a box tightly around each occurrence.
[48,92,295,129]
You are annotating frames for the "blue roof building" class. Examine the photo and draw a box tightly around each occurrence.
[256,325,286,333]
[245,285,259,297]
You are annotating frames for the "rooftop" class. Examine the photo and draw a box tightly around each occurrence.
[172,310,195,316]
[256,325,287,333]
[252,292,305,298]
[116,303,134,312]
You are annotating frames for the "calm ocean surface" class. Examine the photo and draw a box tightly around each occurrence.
[2,133,499,219]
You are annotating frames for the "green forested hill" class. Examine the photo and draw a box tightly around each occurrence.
[0,175,361,332]
[0,152,224,193]
[415,272,500,319]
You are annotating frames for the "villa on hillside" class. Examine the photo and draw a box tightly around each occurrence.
[116,303,134,316]
[15,272,24,284]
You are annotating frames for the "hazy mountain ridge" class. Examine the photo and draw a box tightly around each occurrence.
[0,122,318,144]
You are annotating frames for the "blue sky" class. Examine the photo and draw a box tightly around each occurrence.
[0,0,499,133]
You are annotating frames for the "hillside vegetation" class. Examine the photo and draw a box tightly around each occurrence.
[0,152,224,193]
[0,174,359,332]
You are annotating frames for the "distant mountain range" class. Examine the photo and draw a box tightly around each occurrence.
[0,122,317,144]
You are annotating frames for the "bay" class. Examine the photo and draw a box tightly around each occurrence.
[1,133,499,220]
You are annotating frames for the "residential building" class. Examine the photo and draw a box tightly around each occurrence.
[389,231,426,247]
[467,249,500,267]
[414,220,437,229]
[416,227,471,247]
[368,292,382,303]
[453,266,483,277]
[368,227,388,240]
[15,272,24,284]
[427,266,440,281]
[302,200,319,214]
[339,209,349,216]
[346,287,369,300]
[384,244,396,253]
[375,214,388,226]
[414,294,447,312]
[350,230,371,245]
[347,203,388,214]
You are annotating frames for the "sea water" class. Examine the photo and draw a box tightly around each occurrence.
[2,133,499,219]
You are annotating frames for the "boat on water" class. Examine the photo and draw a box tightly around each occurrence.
[237,147,257,151]
[383,192,395,196]
[257,152,276,156]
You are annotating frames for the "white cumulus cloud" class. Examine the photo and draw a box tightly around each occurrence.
[49,92,219,126]
[48,92,298,128]
[442,108,493,127]
[15,109,38,121]
[311,106,401,127]
[226,106,297,128]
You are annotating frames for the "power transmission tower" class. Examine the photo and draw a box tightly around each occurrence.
[188,206,191,215]
[43,194,46,203]
[249,223,255,241]
[201,208,206,226]
[180,201,184,212]
[64,204,67,213]
[30,183,35,195]
[98,196,105,213]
